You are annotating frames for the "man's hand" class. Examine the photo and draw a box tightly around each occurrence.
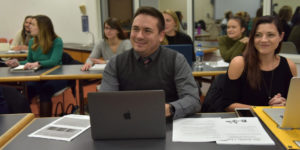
[165,104,172,117]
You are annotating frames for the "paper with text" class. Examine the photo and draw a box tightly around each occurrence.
[28,114,90,141]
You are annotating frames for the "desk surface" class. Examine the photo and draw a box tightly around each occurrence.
[40,65,103,80]
[0,67,52,82]
[3,113,284,150]
[0,113,34,148]
[0,51,27,58]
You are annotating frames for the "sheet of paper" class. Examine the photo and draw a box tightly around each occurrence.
[209,60,229,68]
[89,64,106,70]
[216,117,275,145]
[172,118,222,142]
[28,114,90,141]
[7,50,28,53]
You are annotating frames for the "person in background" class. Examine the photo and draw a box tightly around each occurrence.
[175,11,185,32]
[235,11,252,36]
[162,9,195,61]
[100,6,201,120]
[11,16,33,50]
[81,17,131,71]
[221,11,233,35]
[288,7,300,53]
[6,15,68,117]
[278,5,293,41]
[218,16,248,62]
[221,16,297,112]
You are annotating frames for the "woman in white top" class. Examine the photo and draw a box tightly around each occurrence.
[81,17,131,71]
[11,16,33,50]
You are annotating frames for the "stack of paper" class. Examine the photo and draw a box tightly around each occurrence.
[10,65,40,72]
[89,64,106,71]
[209,60,229,68]
[173,117,275,145]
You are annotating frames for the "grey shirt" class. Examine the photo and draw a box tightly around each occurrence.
[100,46,201,119]
[86,39,132,64]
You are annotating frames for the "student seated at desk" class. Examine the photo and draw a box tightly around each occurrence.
[218,16,249,63]
[81,17,131,71]
[162,9,195,61]
[11,16,33,51]
[0,86,31,114]
[221,16,297,112]
[100,6,201,120]
[6,15,68,117]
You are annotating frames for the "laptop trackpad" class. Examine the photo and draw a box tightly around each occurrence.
[263,108,285,126]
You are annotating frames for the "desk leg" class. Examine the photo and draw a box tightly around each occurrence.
[79,80,85,115]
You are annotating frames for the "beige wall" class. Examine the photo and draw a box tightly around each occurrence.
[159,0,214,23]
[159,0,187,22]
[273,0,300,14]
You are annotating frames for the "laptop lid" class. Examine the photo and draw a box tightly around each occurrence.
[263,77,300,129]
[281,77,300,128]
[163,44,193,67]
[88,90,166,140]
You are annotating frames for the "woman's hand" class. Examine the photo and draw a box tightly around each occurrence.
[81,63,92,71]
[5,59,19,67]
[269,93,286,106]
[12,45,28,51]
[239,37,249,44]
[24,62,40,69]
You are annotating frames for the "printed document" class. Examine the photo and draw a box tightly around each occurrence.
[216,117,275,145]
[28,114,90,141]
[89,64,106,70]
[173,117,274,145]
[173,118,222,142]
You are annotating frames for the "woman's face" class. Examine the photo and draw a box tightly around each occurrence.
[227,19,244,40]
[30,19,39,36]
[24,18,32,32]
[163,13,177,34]
[104,23,118,39]
[254,23,283,55]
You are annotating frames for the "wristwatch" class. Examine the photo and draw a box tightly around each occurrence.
[170,104,175,117]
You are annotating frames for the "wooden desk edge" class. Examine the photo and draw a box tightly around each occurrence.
[0,113,35,148]
[0,76,40,82]
[193,71,226,77]
[0,54,27,58]
[40,74,102,80]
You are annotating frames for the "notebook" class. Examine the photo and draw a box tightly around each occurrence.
[87,90,166,140]
[263,77,300,129]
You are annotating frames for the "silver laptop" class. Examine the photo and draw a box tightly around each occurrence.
[88,90,166,140]
[263,77,300,129]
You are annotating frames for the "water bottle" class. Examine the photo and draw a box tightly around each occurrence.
[197,24,201,35]
[194,44,204,69]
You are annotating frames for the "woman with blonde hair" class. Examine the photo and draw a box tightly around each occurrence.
[162,9,194,60]
[6,15,68,117]
[11,16,33,50]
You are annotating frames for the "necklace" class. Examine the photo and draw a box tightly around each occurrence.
[262,57,276,100]
[262,70,274,100]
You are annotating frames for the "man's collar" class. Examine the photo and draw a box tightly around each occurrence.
[133,46,161,61]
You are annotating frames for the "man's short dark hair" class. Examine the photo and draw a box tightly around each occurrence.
[133,6,165,32]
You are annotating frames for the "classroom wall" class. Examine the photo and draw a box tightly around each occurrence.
[159,0,187,22]
[273,0,300,14]
[0,0,101,44]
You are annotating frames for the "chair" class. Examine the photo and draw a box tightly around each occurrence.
[53,52,82,116]
[163,44,194,67]
[0,38,8,43]
[280,42,298,54]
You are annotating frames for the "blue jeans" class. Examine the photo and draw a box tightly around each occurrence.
[27,80,69,103]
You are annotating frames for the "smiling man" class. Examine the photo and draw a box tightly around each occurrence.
[100,6,201,120]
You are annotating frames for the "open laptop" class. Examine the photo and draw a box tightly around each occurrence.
[87,90,166,140]
[263,77,300,129]
[163,44,193,67]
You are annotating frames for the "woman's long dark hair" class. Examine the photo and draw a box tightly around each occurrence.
[103,17,126,40]
[21,16,32,44]
[243,16,283,90]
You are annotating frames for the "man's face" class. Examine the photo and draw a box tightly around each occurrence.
[130,14,165,57]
